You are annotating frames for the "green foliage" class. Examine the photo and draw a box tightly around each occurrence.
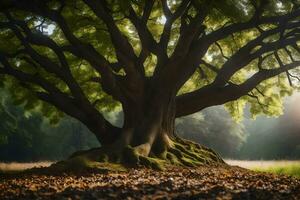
[0,0,299,123]
[0,0,121,123]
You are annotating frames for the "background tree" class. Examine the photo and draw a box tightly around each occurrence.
[0,89,99,161]
[176,107,246,158]
[0,90,17,145]
[0,0,300,167]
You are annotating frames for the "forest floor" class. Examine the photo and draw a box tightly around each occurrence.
[0,165,300,200]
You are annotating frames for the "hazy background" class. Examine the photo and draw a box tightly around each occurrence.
[0,89,299,162]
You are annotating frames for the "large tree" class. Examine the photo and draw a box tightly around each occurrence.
[1,0,300,167]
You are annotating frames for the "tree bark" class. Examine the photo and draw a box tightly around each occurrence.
[109,86,177,157]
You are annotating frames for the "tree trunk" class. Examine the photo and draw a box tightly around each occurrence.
[118,89,176,158]
[67,86,224,169]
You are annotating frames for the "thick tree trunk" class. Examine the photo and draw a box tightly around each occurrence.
[66,86,224,170]
[118,90,176,158]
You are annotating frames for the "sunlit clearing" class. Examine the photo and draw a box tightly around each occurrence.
[226,160,300,169]
[0,162,53,171]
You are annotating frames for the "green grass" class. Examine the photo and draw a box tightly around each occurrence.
[226,160,300,178]
[253,164,300,178]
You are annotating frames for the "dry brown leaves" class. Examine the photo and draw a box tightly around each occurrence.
[0,166,299,200]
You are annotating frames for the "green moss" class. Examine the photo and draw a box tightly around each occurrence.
[166,138,225,167]
[24,138,225,173]
[169,147,184,158]
[121,145,166,170]
[49,154,127,173]
[139,156,166,170]
[180,157,200,167]
[154,150,168,160]
[166,152,182,165]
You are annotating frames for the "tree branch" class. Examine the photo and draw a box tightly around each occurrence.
[176,61,300,117]
[1,1,122,101]
[0,51,120,144]
[127,1,158,75]
[1,14,89,103]
[82,0,139,78]
[212,20,300,86]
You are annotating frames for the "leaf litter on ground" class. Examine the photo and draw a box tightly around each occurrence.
[0,165,299,200]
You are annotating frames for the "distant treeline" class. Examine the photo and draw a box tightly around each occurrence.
[0,90,299,161]
[0,91,98,161]
[178,106,300,160]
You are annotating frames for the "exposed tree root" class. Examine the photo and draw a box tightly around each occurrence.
[46,137,225,173]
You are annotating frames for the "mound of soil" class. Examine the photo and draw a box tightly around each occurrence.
[0,165,299,200]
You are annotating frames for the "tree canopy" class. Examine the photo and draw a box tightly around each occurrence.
[0,0,300,124]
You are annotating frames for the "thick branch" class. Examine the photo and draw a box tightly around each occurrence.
[203,8,300,46]
[83,0,139,78]
[160,0,191,52]
[212,21,300,86]
[176,61,300,117]
[0,52,120,144]
[1,1,122,100]
[175,7,300,89]
[127,1,158,75]
[0,16,90,104]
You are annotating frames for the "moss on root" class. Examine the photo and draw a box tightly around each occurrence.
[48,155,127,173]
[41,138,225,173]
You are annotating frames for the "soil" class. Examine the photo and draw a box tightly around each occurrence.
[0,165,299,200]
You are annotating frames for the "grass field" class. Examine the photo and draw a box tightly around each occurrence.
[226,160,300,178]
